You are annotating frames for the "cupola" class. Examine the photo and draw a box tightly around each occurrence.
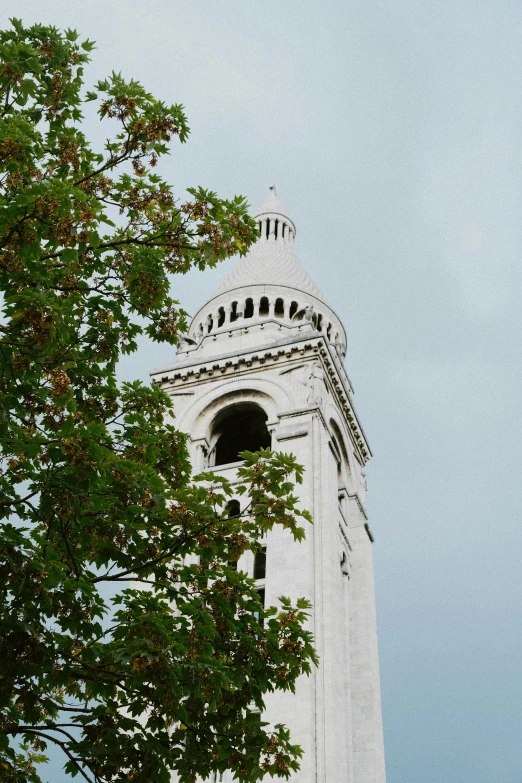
[179,187,347,360]
[253,185,297,244]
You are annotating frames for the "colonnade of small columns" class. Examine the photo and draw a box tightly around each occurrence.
[192,294,345,356]
[257,216,295,243]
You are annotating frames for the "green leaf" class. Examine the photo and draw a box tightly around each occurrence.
[0,18,313,783]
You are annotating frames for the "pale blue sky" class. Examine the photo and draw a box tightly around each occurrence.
[4,2,522,781]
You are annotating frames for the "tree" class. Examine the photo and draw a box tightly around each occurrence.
[0,20,317,783]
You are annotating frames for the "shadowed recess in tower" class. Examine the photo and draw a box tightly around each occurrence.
[213,402,271,466]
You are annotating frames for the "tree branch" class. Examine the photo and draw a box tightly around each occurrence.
[7,728,95,783]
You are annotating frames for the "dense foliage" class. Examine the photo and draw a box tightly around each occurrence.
[0,20,316,783]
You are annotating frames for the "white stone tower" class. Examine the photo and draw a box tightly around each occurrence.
[151,187,386,783]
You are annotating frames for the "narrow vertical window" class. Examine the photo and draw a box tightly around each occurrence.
[253,547,266,580]
[226,499,240,570]
[254,587,265,626]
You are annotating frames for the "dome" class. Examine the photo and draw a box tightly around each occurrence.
[210,186,327,304]
[181,186,346,361]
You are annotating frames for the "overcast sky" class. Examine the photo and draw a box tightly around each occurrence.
[5,2,522,781]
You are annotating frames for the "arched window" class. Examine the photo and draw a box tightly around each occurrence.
[289,301,298,319]
[226,499,240,518]
[330,420,351,482]
[331,436,342,480]
[213,403,271,466]
[317,313,323,331]
[259,297,269,316]
[275,298,284,318]
[207,315,213,333]
[265,219,270,239]
[217,307,225,328]
[244,298,254,318]
[230,301,238,322]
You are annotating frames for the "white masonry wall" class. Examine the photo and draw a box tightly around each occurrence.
[154,188,386,783]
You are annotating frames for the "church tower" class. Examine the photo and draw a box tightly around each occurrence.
[151,187,386,783]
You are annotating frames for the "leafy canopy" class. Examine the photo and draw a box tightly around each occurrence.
[0,20,316,783]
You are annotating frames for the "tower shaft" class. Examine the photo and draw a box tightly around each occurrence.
[151,189,386,782]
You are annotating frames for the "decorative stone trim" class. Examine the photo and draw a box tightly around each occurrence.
[152,335,371,464]
[345,491,369,520]
[275,424,309,441]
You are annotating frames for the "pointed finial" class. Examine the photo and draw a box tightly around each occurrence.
[252,186,295,240]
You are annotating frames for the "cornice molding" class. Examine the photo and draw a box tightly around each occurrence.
[152,335,371,464]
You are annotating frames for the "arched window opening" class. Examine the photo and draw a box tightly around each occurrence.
[213,403,271,466]
[289,301,298,319]
[274,298,284,318]
[254,547,266,580]
[330,420,351,481]
[274,219,279,239]
[226,499,240,518]
[258,221,262,236]
[265,219,270,239]
[293,309,305,322]
[244,298,254,318]
[282,222,287,239]
[259,297,269,317]
[207,315,214,333]
[217,307,225,328]
[230,301,238,322]
[331,436,342,480]
[327,323,332,340]
[317,313,323,331]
